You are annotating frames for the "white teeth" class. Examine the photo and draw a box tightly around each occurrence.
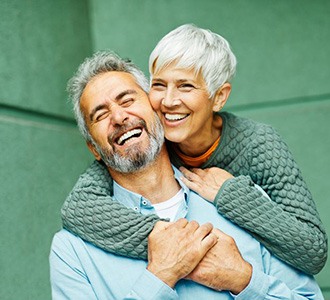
[165,113,188,121]
[117,129,142,145]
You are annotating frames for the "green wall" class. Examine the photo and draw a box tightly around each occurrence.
[0,1,94,299]
[1,0,329,299]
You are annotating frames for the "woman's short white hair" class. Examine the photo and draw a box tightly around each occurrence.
[67,51,149,142]
[149,24,237,98]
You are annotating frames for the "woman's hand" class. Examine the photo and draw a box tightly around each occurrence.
[179,166,234,202]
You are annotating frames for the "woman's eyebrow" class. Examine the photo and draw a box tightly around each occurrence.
[151,77,165,82]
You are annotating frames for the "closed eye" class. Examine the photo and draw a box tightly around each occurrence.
[179,83,195,91]
[95,110,109,122]
[151,82,166,89]
[90,104,109,123]
[120,98,135,107]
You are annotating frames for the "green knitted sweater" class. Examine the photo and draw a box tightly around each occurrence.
[61,112,327,275]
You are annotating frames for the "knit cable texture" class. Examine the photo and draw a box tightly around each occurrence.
[203,112,327,275]
[61,160,160,259]
[61,112,327,274]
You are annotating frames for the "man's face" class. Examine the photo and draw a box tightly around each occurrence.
[80,71,164,173]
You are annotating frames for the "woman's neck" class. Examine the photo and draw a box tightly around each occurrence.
[177,114,223,157]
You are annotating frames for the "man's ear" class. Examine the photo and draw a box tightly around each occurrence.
[212,82,232,112]
[87,141,102,161]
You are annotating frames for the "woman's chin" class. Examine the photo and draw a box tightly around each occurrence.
[164,132,186,144]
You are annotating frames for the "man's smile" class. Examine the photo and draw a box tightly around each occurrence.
[116,128,143,146]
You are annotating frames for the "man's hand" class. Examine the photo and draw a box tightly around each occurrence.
[186,228,252,294]
[147,219,218,288]
[179,167,234,202]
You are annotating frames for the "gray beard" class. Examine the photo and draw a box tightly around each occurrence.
[93,113,164,173]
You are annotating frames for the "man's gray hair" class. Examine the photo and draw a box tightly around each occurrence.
[67,51,149,141]
[149,24,237,98]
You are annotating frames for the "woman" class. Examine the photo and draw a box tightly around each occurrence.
[62,24,327,275]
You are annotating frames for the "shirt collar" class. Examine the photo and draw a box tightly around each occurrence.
[113,165,190,210]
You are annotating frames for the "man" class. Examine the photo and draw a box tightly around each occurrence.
[50,51,323,299]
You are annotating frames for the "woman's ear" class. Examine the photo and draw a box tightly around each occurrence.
[212,82,232,112]
[87,141,102,161]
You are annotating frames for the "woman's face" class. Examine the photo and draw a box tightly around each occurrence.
[149,65,218,145]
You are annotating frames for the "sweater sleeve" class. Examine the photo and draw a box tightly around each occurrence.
[213,125,328,275]
[61,160,160,259]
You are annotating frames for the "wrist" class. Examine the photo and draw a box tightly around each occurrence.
[147,264,179,288]
[230,262,253,295]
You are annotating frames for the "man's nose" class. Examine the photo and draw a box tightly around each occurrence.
[110,105,129,126]
[162,88,181,107]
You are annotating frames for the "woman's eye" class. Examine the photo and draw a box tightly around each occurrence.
[179,84,195,90]
[151,82,166,89]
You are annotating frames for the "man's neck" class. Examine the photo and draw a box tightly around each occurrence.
[109,147,181,204]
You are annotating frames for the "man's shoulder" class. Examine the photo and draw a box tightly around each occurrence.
[65,160,113,201]
[51,228,97,260]
[51,229,82,250]
[73,160,112,190]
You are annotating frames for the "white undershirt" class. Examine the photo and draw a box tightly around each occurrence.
[152,188,185,221]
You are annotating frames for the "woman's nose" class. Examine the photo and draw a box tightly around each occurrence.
[162,89,181,107]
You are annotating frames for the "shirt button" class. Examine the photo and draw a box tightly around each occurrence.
[133,207,139,211]
[142,200,148,206]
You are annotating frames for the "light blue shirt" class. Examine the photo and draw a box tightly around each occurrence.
[50,167,323,299]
